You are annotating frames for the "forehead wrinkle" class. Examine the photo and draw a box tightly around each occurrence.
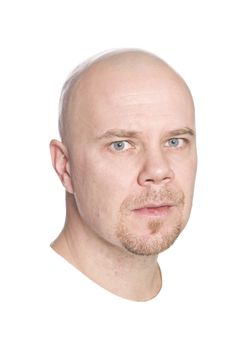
[109,92,171,106]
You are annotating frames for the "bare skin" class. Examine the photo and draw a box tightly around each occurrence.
[50,50,197,301]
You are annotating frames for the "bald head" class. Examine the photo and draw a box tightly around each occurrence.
[59,49,194,147]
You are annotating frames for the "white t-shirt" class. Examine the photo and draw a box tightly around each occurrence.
[2,244,245,349]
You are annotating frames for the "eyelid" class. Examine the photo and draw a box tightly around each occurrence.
[165,137,188,147]
[110,139,132,145]
[109,140,134,151]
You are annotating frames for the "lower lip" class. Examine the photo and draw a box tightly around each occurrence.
[133,206,173,217]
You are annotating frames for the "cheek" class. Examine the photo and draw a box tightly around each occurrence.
[172,156,197,205]
[172,148,197,184]
[71,155,134,219]
[70,155,139,245]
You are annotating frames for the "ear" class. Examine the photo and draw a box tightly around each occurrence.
[49,139,74,194]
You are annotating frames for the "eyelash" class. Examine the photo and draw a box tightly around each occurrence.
[109,138,188,152]
[110,140,133,152]
[165,138,187,148]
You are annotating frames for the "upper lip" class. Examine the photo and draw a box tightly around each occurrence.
[133,203,175,210]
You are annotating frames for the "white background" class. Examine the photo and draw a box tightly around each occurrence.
[1,0,246,348]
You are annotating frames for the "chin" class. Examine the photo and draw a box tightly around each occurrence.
[118,222,183,256]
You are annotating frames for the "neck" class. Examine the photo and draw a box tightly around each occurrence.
[51,196,162,301]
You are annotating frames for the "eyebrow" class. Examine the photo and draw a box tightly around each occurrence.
[165,127,196,137]
[96,127,195,140]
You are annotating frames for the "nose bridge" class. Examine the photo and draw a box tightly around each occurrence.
[137,144,174,186]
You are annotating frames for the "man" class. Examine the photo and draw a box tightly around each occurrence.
[50,49,197,302]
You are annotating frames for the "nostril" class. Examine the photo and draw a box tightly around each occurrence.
[145,177,170,184]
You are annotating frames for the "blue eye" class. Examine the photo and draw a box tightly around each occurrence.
[167,138,183,148]
[111,141,129,151]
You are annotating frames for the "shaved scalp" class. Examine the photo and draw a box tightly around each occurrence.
[58,49,193,146]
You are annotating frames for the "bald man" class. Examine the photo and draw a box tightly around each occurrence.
[50,49,197,302]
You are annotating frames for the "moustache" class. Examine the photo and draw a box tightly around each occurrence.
[120,188,185,212]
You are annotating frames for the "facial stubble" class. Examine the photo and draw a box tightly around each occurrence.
[116,189,185,256]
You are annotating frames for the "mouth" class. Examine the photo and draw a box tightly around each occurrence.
[132,204,175,217]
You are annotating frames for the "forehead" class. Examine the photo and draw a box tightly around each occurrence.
[72,62,195,140]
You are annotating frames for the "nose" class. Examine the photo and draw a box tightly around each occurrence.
[137,149,174,187]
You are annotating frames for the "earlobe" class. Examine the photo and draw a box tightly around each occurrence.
[49,140,74,194]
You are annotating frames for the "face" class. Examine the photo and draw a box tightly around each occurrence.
[67,63,197,256]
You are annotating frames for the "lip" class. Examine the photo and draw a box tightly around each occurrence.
[132,204,175,217]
